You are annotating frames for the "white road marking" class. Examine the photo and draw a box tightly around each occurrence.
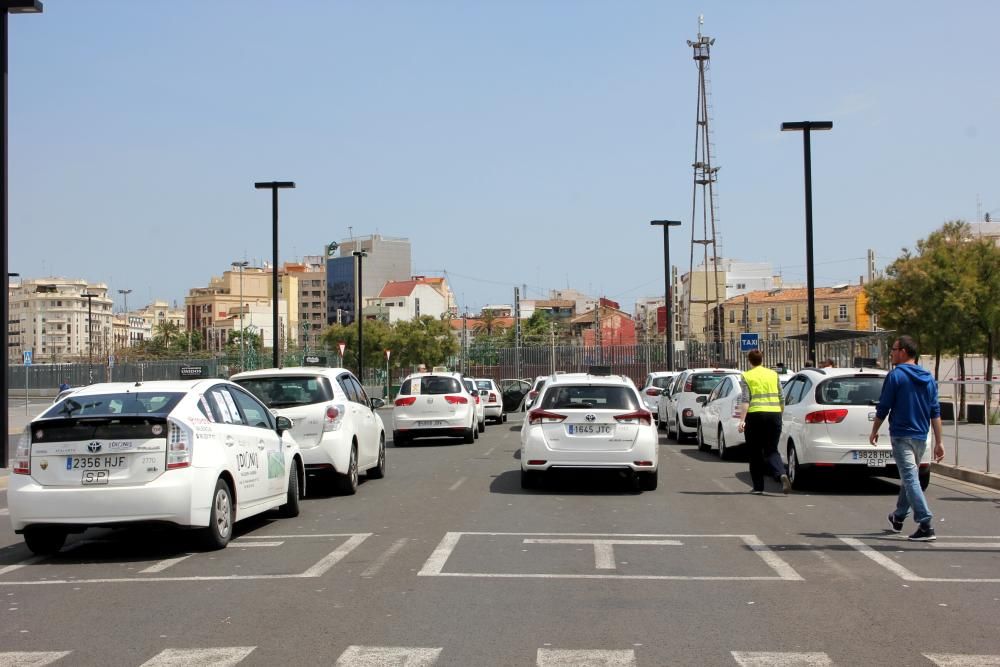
[0,651,72,667]
[0,508,9,516]
[419,532,462,576]
[924,654,1000,666]
[301,533,371,578]
[139,554,193,574]
[140,647,255,666]
[335,645,442,666]
[712,478,738,493]
[537,648,636,666]
[839,537,1000,583]
[523,538,682,570]
[798,542,858,581]
[740,535,805,581]
[930,543,1000,549]
[448,477,467,491]
[229,541,285,548]
[0,557,44,577]
[732,651,833,666]
[361,538,409,578]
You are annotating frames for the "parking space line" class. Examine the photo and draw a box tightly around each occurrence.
[139,554,193,574]
[536,648,636,666]
[740,535,804,581]
[0,556,43,577]
[731,651,832,666]
[924,654,1000,666]
[361,538,409,578]
[523,538,682,570]
[139,647,255,667]
[0,508,8,516]
[838,536,1000,583]
[798,542,859,581]
[483,447,495,456]
[334,645,442,666]
[0,651,72,666]
[300,533,372,577]
[229,541,285,548]
[448,477,467,491]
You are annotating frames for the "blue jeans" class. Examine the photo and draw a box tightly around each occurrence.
[890,436,932,526]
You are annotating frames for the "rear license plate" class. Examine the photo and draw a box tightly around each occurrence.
[82,470,110,485]
[66,455,128,470]
[853,450,892,467]
[567,424,613,435]
[416,420,446,427]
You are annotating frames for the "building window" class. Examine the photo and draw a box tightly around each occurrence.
[785,306,792,321]
[823,305,830,320]
[839,304,848,320]
[729,310,735,323]
[756,308,763,322]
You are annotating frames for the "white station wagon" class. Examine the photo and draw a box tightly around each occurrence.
[8,380,304,555]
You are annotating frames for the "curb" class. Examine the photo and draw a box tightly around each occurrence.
[931,462,1000,491]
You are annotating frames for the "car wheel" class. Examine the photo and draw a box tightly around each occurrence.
[367,435,386,479]
[198,478,234,550]
[23,526,67,556]
[392,430,409,447]
[463,426,476,444]
[521,468,542,489]
[718,428,729,460]
[501,413,508,423]
[787,444,806,490]
[278,463,301,518]
[918,467,930,491]
[333,444,359,495]
[478,418,485,433]
[638,470,658,491]
[657,414,666,431]
[697,422,709,451]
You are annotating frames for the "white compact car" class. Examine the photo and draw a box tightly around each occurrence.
[474,378,506,423]
[231,367,386,496]
[779,367,932,490]
[461,376,487,433]
[640,371,678,424]
[520,371,658,491]
[523,375,550,411]
[696,374,748,459]
[8,380,304,555]
[392,372,478,444]
[663,367,741,442]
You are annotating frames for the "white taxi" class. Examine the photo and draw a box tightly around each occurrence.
[8,380,304,555]
[392,372,478,444]
[520,371,658,491]
[474,378,506,423]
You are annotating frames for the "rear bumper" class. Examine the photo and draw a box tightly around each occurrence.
[521,431,658,472]
[299,431,352,474]
[484,405,503,418]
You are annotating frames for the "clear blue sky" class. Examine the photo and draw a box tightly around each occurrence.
[9,1,999,314]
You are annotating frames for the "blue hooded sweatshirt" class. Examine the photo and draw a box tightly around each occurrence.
[875,363,940,438]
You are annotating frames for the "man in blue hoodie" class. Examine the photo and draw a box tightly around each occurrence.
[869,335,945,541]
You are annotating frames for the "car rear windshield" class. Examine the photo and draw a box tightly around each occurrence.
[539,385,639,410]
[690,373,729,395]
[399,376,462,395]
[651,376,674,389]
[817,376,884,405]
[40,392,185,419]
[475,380,494,390]
[235,376,333,407]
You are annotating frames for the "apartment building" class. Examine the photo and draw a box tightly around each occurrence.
[9,278,114,364]
[284,256,326,349]
[718,283,870,342]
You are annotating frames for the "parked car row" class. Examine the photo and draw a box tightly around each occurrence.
[391,371,508,445]
[8,366,388,556]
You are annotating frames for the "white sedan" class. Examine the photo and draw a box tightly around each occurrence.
[8,379,304,555]
[231,366,386,496]
[520,371,658,491]
[696,374,747,459]
[780,367,932,490]
[392,372,478,444]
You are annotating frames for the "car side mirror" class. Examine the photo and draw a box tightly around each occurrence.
[649,388,662,396]
[275,415,293,435]
[696,396,707,405]
[369,397,386,410]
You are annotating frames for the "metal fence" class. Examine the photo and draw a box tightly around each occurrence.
[938,380,998,474]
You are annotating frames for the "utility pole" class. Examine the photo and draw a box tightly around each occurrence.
[82,292,97,384]
[514,287,521,380]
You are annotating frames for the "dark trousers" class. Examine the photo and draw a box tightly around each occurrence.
[745,412,784,491]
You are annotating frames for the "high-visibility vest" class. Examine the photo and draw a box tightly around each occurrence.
[742,365,782,413]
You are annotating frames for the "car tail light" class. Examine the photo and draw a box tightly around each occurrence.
[645,388,659,396]
[528,390,539,401]
[167,419,193,470]
[633,460,654,467]
[805,409,849,424]
[528,409,567,425]
[444,395,468,405]
[683,379,693,392]
[324,403,346,432]
[12,429,30,475]
[489,392,497,403]
[474,394,481,404]
[395,396,417,407]
[614,410,652,425]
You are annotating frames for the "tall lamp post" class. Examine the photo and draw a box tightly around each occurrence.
[254,180,295,369]
[650,220,682,371]
[781,121,832,364]
[117,288,131,352]
[81,292,97,384]
[353,250,367,382]
[232,260,248,369]
[2,1,44,468]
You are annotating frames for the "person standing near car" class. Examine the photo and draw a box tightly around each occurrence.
[869,335,945,541]
[737,349,791,495]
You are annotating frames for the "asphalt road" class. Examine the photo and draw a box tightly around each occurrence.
[2,414,1000,666]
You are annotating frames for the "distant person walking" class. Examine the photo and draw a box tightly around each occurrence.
[738,349,791,495]
[819,359,835,368]
[870,335,945,541]
[58,380,71,392]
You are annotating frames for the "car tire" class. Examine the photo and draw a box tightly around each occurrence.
[697,422,709,451]
[918,467,930,491]
[718,428,729,460]
[478,418,485,433]
[501,413,508,423]
[23,526,67,556]
[787,444,807,490]
[521,468,542,489]
[367,435,386,479]
[392,430,409,447]
[638,470,658,491]
[198,478,234,551]
[657,415,666,431]
[464,426,475,444]
[278,463,301,518]
[333,445,359,495]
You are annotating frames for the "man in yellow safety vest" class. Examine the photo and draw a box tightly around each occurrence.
[737,349,791,494]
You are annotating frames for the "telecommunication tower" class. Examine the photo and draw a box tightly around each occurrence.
[685,16,725,359]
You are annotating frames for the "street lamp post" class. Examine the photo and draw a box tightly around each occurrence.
[781,121,833,364]
[254,181,295,368]
[2,0,44,468]
[82,292,97,384]
[353,250,367,382]
[232,260,248,369]
[117,288,131,351]
[650,220,682,371]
